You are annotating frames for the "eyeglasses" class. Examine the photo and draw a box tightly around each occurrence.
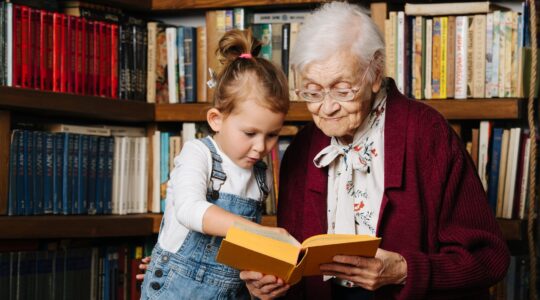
[295,64,372,103]
[296,87,361,103]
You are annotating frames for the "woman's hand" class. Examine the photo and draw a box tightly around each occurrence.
[135,256,152,281]
[320,248,407,291]
[240,271,290,299]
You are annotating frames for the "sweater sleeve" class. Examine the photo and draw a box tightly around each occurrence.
[400,110,510,298]
[168,140,214,233]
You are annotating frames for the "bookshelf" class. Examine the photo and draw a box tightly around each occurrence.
[0,3,536,296]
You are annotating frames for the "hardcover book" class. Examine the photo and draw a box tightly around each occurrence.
[216,223,381,285]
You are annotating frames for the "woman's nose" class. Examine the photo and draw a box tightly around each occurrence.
[321,98,340,115]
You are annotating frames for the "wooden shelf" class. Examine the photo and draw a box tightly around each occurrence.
[155,99,522,122]
[151,0,321,11]
[0,87,154,123]
[0,215,156,239]
[0,214,278,238]
[497,218,526,241]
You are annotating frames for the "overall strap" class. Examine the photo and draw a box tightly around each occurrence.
[200,137,227,200]
[253,161,269,202]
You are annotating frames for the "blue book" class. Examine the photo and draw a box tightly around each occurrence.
[24,130,34,215]
[33,131,44,215]
[96,137,107,215]
[160,132,170,212]
[43,133,54,214]
[87,136,99,215]
[77,135,89,214]
[53,133,65,214]
[8,130,21,216]
[62,134,75,215]
[17,131,27,215]
[177,26,185,102]
[71,135,81,214]
[487,127,503,213]
[104,137,115,214]
[183,26,197,103]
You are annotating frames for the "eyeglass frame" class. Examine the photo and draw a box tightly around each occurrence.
[294,59,373,104]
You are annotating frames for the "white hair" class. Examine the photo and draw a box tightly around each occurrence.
[291,2,385,83]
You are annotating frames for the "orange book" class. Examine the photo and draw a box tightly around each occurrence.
[216,223,381,285]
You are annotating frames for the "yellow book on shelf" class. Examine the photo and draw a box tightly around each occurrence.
[216,223,381,285]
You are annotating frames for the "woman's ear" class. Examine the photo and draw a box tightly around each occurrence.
[371,50,384,94]
[207,108,224,132]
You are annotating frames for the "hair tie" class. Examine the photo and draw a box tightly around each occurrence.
[239,53,253,59]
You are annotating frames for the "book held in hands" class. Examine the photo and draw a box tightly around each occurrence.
[216,223,381,285]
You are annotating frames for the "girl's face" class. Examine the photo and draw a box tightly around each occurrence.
[209,99,285,169]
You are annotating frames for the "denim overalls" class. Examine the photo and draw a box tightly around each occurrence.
[141,137,268,300]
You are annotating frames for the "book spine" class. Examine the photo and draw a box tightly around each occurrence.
[20,6,30,88]
[17,131,26,215]
[446,16,455,99]
[43,132,54,214]
[53,133,64,214]
[281,23,290,78]
[13,5,22,87]
[104,137,114,214]
[491,11,500,97]
[67,15,76,93]
[472,15,486,98]
[166,27,178,103]
[41,11,53,91]
[24,130,34,215]
[60,14,68,92]
[146,22,157,103]
[454,16,468,99]
[52,13,62,92]
[8,130,21,216]
[95,137,106,214]
[31,8,40,89]
[78,135,89,214]
[424,19,432,99]
[184,27,196,103]
[431,17,441,99]
[75,18,86,94]
[33,131,44,215]
[110,23,118,98]
[485,13,494,98]
[70,134,80,215]
[196,26,207,103]
[6,3,13,86]
[412,16,423,99]
[87,136,98,215]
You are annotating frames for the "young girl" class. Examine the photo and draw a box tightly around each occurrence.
[140,29,290,300]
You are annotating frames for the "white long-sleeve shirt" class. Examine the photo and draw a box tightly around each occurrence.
[157,137,273,253]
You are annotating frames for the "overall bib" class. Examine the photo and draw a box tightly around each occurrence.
[141,137,268,300]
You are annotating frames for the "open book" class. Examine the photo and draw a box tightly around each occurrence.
[216,223,381,285]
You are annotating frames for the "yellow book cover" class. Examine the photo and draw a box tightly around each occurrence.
[440,17,448,99]
[216,223,381,285]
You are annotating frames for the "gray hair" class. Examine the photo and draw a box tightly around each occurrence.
[290,2,385,84]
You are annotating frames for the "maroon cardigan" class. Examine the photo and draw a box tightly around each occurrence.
[277,80,509,299]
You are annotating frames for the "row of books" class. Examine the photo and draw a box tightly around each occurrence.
[466,122,531,220]
[0,2,148,101]
[0,244,149,300]
[386,1,533,100]
[7,125,149,216]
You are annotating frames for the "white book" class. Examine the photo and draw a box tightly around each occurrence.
[251,11,308,24]
[454,16,468,99]
[404,2,508,16]
[127,137,137,214]
[100,125,146,137]
[472,15,486,98]
[46,124,111,136]
[6,3,12,86]
[425,19,433,99]
[490,11,500,97]
[118,137,130,215]
[477,121,491,191]
[384,19,393,80]
[518,136,530,219]
[137,137,149,213]
[502,127,521,219]
[151,131,161,213]
[182,122,197,143]
[166,27,179,103]
[111,137,122,214]
[396,11,405,94]
[485,13,493,98]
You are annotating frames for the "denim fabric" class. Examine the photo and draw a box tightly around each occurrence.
[141,137,266,300]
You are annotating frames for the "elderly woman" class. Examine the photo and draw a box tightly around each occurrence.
[240,2,509,299]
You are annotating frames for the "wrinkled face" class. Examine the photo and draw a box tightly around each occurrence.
[300,52,381,144]
[211,100,285,169]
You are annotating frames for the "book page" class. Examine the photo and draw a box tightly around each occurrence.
[302,234,378,248]
[234,222,301,247]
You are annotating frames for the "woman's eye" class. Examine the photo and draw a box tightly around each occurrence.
[244,132,256,137]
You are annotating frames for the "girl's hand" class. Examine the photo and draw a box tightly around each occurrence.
[319,248,407,291]
[240,271,290,300]
[135,256,152,281]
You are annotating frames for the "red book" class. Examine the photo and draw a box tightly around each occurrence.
[85,20,94,95]
[99,22,108,97]
[12,5,22,87]
[110,24,118,98]
[91,21,100,96]
[40,10,53,90]
[75,18,86,94]
[52,12,63,92]
[129,258,142,300]
[20,6,31,88]
[67,15,77,94]
[31,8,40,89]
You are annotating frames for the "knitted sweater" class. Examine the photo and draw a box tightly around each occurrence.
[277,79,509,299]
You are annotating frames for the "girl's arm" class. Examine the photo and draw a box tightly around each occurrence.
[202,205,280,237]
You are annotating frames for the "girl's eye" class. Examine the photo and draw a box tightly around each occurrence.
[268,133,279,138]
